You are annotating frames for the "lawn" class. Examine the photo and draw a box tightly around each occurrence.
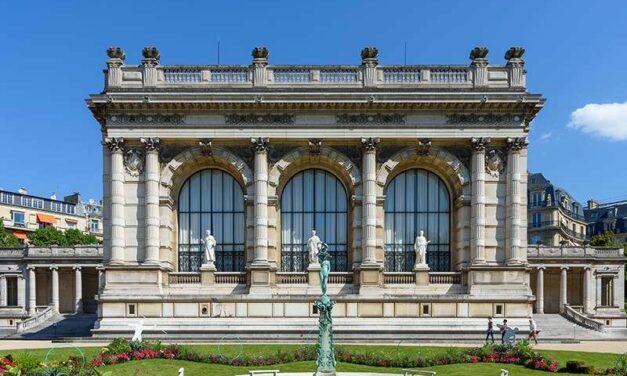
[2,343,623,376]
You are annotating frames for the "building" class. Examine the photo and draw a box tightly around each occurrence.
[64,193,104,240]
[527,173,588,246]
[82,45,627,337]
[586,199,627,243]
[0,188,89,243]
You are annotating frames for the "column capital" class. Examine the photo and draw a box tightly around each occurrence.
[360,137,381,152]
[506,137,528,152]
[26,265,36,271]
[470,137,491,152]
[251,137,270,153]
[583,265,593,271]
[560,266,569,271]
[536,265,546,271]
[0,275,5,280]
[140,137,160,151]
[49,265,59,271]
[72,265,82,271]
[103,137,125,152]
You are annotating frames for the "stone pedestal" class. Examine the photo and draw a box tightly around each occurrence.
[200,263,216,286]
[308,264,321,286]
[414,264,430,286]
[248,263,273,294]
[358,263,382,289]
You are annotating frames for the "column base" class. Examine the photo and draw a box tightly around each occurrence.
[248,262,275,294]
[358,262,382,294]
[413,264,430,286]
[200,263,216,286]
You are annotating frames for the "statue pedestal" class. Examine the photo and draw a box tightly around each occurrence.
[200,263,216,286]
[414,264,430,286]
[315,295,336,376]
[308,263,321,286]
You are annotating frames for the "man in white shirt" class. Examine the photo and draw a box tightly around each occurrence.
[528,319,539,344]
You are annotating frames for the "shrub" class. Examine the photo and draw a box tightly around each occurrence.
[14,352,40,372]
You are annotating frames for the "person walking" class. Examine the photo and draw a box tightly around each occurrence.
[486,317,495,343]
[500,319,508,343]
[528,319,539,345]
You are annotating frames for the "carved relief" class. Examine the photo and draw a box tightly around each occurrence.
[337,114,405,125]
[470,137,491,152]
[198,139,212,156]
[108,114,184,125]
[506,137,529,152]
[103,137,124,151]
[416,139,432,156]
[360,137,381,151]
[226,114,293,125]
[308,139,322,156]
[485,149,505,177]
[251,137,270,153]
[125,149,144,176]
[141,137,160,151]
[447,114,521,125]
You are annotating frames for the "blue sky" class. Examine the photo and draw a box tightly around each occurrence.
[0,0,626,204]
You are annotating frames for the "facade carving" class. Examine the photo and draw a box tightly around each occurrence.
[226,114,293,125]
[124,149,144,176]
[485,149,505,177]
[107,114,184,125]
[337,114,405,125]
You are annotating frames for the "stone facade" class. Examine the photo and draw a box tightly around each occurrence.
[85,46,625,336]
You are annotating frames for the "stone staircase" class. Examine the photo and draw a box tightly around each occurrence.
[11,313,97,340]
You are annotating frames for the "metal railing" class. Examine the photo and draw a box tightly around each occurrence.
[276,272,307,284]
[168,272,200,285]
[215,272,246,284]
[528,221,558,229]
[429,272,462,284]
[560,222,587,240]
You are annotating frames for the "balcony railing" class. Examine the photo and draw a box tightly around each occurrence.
[528,221,558,229]
[383,272,415,285]
[528,246,623,258]
[559,222,588,240]
[169,272,200,285]
[215,272,246,284]
[328,272,353,284]
[276,272,307,284]
[429,272,462,284]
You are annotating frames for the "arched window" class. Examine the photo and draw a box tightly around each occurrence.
[281,169,347,272]
[384,169,450,272]
[178,169,245,272]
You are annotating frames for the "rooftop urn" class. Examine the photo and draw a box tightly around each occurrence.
[360,46,378,65]
[142,46,160,61]
[505,46,525,61]
[106,46,125,61]
[469,46,489,61]
[252,46,269,60]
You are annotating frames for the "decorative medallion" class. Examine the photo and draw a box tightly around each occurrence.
[225,114,293,125]
[108,114,184,125]
[416,139,432,157]
[124,149,144,176]
[447,114,521,125]
[485,149,505,178]
[337,114,405,125]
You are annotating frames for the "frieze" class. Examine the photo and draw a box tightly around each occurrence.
[108,114,184,125]
[337,114,405,125]
[225,114,294,125]
[447,114,522,125]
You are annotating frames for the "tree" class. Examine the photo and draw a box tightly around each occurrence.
[0,222,20,247]
[64,228,98,246]
[28,227,68,246]
[589,230,619,247]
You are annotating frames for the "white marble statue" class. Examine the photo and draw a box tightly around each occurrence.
[200,229,216,265]
[414,230,431,267]
[307,230,322,265]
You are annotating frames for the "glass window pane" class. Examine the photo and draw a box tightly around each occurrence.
[201,170,212,211]
[212,170,223,211]
[190,173,201,211]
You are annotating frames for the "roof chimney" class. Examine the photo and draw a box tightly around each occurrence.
[587,199,599,209]
[18,187,27,195]
[50,192,57,200]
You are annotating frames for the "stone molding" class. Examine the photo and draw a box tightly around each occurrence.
[107,114,184,125]
[448,114,522,125]
[376,146,471,198]
[337,114,405,125]
[226,114,293,125]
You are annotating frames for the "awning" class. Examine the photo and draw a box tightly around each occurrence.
[36,214,56,224]
[12,231,27,240]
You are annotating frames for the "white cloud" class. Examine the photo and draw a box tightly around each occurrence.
[539,131,553,141]
[568,102,627,141]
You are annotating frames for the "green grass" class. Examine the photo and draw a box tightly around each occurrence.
[1,343,623,376]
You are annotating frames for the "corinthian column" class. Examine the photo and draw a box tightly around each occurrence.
[361,137,380,264]
[104,137,125,265]
[470,137,490,264]
[251,138,270,265]
[141,137,161,264]
[506,137,528,265]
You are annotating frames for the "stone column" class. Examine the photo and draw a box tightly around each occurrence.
[27,266,36,315]
[102,138,111,264]
[0,276,6,307]
[105,138,125,265]
[250,138,272,290]
[141,137,161,264]
[559,266,568,313]
[73,266,82,313]
[17,274,25,312]
[536,266,545,314]
[50,266,59,312]
[470,137,490,264]
[583,266,592,314]
[505,47,526,88]
[360,137,382,288]
[470,47,489,87]
[506,137,528,265]
[612,275,620,307]
[105,47,125,88]
[595,272,602,308]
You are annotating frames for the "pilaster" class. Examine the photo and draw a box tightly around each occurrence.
[252,47,269,87]
[104,137,125,265]
[506,137,528,265]
[0,276,6,307]
[142,137,161,265]
[250,137,273,293]
[469,47,489,87]
[505,47,526,88]
[361,47,379,87]
[359,137,382,289]
[17,274,25,312]
[105,47,125,88]
[141,47,160,87]
[470,137,490,265]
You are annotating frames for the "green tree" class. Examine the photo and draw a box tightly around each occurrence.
[64,228,98,245]
[28,226,68,246]
[0,222,20,247]
[589,230,619,247]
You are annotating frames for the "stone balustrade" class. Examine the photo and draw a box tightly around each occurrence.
[276,272,308,285]
[214,272,246,285]
[104,46,527,91]
[527,246,624,258]
[328,272,353,284]
[168,272,201,285]
[0,246,103,259]
[383,272,415,285]
[429,272,463,285]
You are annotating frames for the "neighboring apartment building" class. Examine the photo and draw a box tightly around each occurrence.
[0,188,102,243]
[586,199,627,243]
[528,173,587,246]
[64,193,103,240]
